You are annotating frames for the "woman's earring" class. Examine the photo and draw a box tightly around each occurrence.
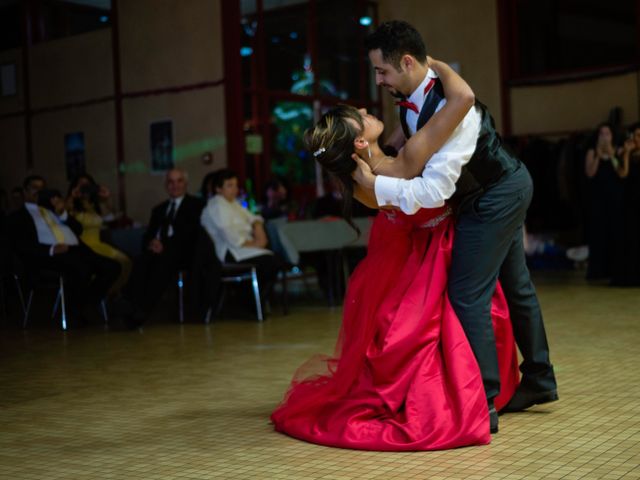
[367,144,372,160]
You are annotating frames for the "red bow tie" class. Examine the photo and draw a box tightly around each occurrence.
[395,100,419,113]
[395,78,437,114]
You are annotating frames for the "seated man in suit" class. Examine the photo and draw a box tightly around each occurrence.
[125,168,204,323]
[200,169,282,310]
[7,176,120,325]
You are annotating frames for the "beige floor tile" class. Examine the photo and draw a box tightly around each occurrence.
[1,272,639,479]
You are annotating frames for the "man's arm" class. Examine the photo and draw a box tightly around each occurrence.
[359,58,474,183]
[394,59,475,179]
[355,104,481,214]
[142,204,162,248]
[7,211,52,260]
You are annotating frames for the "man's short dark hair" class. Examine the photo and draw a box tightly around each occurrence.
[213,169,238,189]
[22,175,45,191]
[364,20,427,71]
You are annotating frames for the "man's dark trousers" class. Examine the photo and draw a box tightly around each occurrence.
[448,164,557,402]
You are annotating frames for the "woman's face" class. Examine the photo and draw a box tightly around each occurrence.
[217,177,239,202]
[598,126,613,146]
[72,177,91,198]
[633,128,640,149]
[350,108,384,145]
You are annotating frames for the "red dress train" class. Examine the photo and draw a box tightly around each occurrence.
[271,207,519,450]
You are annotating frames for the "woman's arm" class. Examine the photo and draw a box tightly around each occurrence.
[375,58,475,179]
[353,184,379,209]
[617,139,635,178]
[98,186,114,216]
[585,149,599,178]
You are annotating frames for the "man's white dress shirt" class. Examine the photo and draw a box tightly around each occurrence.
[374,69,482,214]
[24,202,79,256]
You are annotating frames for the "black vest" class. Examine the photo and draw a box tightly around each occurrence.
[399,79,519,212]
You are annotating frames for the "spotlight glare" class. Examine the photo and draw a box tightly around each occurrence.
[359,16,372,26]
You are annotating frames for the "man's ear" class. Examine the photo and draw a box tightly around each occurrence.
[354,136,368,151]
[401,54,415,71]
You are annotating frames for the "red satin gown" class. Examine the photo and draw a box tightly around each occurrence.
[271,207,520,451]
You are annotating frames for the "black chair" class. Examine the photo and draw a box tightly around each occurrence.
[192,229,287,322]
[208,262,265,322]
[14,270,108,330]
[178,261,280,323]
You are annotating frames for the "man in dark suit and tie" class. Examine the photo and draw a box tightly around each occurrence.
[125,168,204,323]
[7,176,120,324]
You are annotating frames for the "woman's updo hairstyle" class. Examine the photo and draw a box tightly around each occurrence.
[303,105,364,232]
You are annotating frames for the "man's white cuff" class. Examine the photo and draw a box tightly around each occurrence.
[374,175,401,207]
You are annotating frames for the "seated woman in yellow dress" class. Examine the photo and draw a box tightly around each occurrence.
[68,174,131,295]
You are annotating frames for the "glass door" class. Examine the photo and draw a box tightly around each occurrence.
[237,0,380,211]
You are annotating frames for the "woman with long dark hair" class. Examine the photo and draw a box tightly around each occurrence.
[67,174,131,294]
[584,123,624,280]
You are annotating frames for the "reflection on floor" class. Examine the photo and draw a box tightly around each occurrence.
[1,272,639,479]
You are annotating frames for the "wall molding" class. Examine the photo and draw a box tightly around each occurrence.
[0,78,225,120]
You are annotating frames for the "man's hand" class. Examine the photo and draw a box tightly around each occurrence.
[351,154,376,190]
[53,244,69,255]
[148,238,164,254]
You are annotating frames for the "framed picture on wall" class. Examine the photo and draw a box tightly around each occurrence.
[64,132,86,180]
[150,120,174,173]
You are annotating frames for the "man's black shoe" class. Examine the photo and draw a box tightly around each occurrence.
[489,406,499,434]
[502,387,558,413]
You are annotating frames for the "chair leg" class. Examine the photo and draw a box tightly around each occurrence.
[101,300,109,327]
[52,287,61,319]
[178,271,185,323]
[204,307,212,325]
[215,287,226,318]
[59,276,67,331]
[251,267,263,321]
[14,275,27,322]
[16,274,33,329]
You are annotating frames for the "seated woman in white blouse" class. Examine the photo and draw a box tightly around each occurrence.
[200,169,281,307]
